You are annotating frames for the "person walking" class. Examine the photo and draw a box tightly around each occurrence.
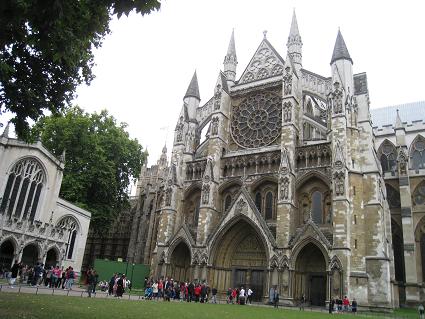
[273,288,279,308]
[9,262,20,288]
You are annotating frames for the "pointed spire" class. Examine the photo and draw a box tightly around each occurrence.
[184,71,200,100]
[286,9,302,71]
[162,143,167,154]
[289,9,300,38]
[1,122,10,138]
[395,109,403,129]
[224,29,238,84]
[330,30,353,65]
[226,29,237,59]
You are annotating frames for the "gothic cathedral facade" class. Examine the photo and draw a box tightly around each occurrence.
[127,13,425,309]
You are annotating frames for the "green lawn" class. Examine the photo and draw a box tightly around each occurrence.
[0,292,419,319]
[0,292,371,319]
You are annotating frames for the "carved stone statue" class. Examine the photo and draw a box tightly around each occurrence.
[283,67,292,95]
[165,187,172,206]
[283,101,292,122]
[214,84,222,110]
[202,184,210,205]
[329,82,343,114]
[211,117,219,136]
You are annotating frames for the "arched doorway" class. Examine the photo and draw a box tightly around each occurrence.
[21,244,39,266]
[294,242,327,306]
[169,242,191,282]
[45,248,59,268]
[0,240,15,268]
[211,219,267,301]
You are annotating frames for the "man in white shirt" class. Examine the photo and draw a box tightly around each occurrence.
[239,286,246,304]
[247,288,253,304]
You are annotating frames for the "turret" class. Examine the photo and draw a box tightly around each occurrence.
[330,30,353,95]
[223,29,237,86]
[158,143,168,168]
[183,71,201,119]
[286,10,302,73]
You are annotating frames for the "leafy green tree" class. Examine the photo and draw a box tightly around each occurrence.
[0,0,160,140]
[32,106,146,231]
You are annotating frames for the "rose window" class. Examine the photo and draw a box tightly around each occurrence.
[231,92,282,148]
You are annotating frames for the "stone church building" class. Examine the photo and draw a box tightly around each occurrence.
[0,125,91,273]
[125,12,425,308]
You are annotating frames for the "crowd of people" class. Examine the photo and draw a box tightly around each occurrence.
[328,296,357,314]
[1,262,77,290]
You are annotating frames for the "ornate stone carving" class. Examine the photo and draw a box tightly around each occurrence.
[211,117,219,136]
[175,116,184,142]
[334,171,345,196]
[231,92,282,148]
[283,101,292,122]
[235,198,247,214]
[201,184,210,205]
[329,82,343,114]
[214,84,222,110]
[280,176,290,200]
[397,148,408,175]
[185,131,193,152]
[165,187,172,206]
[283,66,292,95]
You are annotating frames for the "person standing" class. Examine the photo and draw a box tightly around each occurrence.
[300,294,305,310]
[418,304,424,319]
[239,286,246,305]
[211,287,218,304]
[108,273,116,296]
[351,298,357,314]
[9,262,20,288]
[343,295,350,312]
[247,288,253,304]
[116,274,126,298]
[273,288,279,308]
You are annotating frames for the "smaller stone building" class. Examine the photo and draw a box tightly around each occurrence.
[0,124,91,273]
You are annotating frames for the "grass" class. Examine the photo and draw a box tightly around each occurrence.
[0,292,376,319]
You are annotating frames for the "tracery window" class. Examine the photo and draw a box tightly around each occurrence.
[57,216,78,260]
[0,158,45,220]
[231,92,282,149]
[411,136,425,170]
[265,192,273,220]
[311,191,323,224]
[413,182,425,206]
[379,141,397,173]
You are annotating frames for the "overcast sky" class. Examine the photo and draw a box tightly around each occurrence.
[4,0,425,168]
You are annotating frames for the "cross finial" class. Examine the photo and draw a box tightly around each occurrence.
[263,30,268,39]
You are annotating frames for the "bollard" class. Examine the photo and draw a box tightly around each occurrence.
[81,291,84,297]
[36,287,38,295]
[67,289,70,296]
[52,288,55,296]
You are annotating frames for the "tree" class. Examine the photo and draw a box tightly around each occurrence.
[0,0,160,140]
[31,106,146,231]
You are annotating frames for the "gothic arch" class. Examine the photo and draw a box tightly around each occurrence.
[0,156,47,220]
[250,175,279,192]
[385,184,401,208]
[378,139,397,173]
[167,236,193,263]
[183,182,202,198]
[0,235,19,251]
[329,255,343,272]
[295,170,331,189]
[209,214,272,266]
[290,237,330,270]
[56,215,81,232]
[412,180,425,206]
[414,215,425,242]
[409,135,425,170]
